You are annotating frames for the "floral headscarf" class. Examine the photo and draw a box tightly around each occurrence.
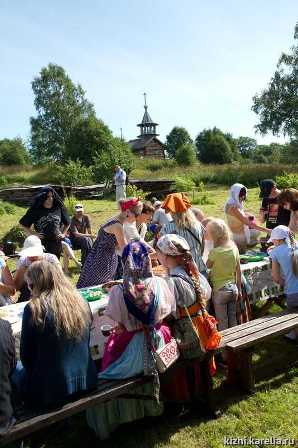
[122,242,157,326]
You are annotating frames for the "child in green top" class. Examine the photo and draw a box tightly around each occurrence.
[206,218,242,331]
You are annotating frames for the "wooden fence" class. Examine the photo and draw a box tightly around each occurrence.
[0,180,175,205]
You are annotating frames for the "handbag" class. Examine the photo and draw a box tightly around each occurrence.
[153,338,180,373]
[183,304,221,351]
[143,326,180,374]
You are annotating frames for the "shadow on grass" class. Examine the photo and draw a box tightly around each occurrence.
[8,336,298,448]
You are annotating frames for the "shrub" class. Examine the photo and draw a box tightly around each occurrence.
[2,225,27,246]
[93,138,134,185]
[54,160,94,186]
[0,201,16,215]
[0,176,8,186]
[126,184,149,201]
[174,176,195,192]
[64,195,78,216]
[192,194,214,205]
[275,173,298,189]
[175,143,196,166]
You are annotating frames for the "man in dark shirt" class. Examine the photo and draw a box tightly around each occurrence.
[0,318,16,434]
[259,179,291,230]
[69,204,93,265]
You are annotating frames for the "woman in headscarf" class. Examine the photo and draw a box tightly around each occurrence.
[156,234,215,411]
[160,193,206,274]
[77,198,143,288]
[19,186,70,258]
[225,183,270,252]
[86,241,174,439]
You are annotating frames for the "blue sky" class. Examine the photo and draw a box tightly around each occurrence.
[0,0,297,145]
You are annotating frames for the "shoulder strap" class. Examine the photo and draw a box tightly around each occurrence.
[185,227,202,250]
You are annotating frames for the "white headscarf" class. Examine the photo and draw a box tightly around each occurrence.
[224,183,247,213]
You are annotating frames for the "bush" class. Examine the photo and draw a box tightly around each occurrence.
[0,176,8,186]
[175,143,196,166]
[0,138,30,166]
[192,194,214,205]
[126,184,149,201]
[64,195,78,216]
[2,225,27,246]
[0,201,16,215]
[275,173,298,189]
[174,176,195,192]
[54,160,94,186]
[93,138,134,185]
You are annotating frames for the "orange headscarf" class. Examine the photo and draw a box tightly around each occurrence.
[162,193,192,214]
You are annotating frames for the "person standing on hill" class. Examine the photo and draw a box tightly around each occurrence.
[114,165,127,202]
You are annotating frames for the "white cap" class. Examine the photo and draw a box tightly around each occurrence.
[153,201,162,208]
[74,203,83,211]
[268,225,289,243]
[19,236,44,257]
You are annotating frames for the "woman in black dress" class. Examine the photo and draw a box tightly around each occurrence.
[19,187,70,258]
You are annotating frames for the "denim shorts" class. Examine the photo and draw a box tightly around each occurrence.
[286,293,298,311]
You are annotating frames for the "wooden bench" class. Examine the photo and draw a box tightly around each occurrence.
[0,376,152,447]
[219,310,298,392]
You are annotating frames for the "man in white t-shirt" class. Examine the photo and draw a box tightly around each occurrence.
[114,165,127,202]
[152,201,172,227]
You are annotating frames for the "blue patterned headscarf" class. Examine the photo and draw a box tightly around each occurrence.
[122,242,158,326]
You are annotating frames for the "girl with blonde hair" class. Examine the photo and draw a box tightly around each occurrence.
[13,260,97,410]
[160,193,206,273]
[206,218,241,331]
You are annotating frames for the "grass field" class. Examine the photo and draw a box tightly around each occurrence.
[3,188,298,448]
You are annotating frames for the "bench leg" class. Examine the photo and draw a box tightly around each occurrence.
[238,349,255,393]
[225,350,238,385]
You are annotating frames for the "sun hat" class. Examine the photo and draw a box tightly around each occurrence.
[157,234,190,256]
[19,236,44,257]
[153,200,162,208]
[267,225,289,243]
[74,203,84,211]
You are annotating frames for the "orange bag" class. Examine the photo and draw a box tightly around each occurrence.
[184,307,222,352]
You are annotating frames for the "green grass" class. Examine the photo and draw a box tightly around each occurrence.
[1,160,298,188]
[3,188,298,448]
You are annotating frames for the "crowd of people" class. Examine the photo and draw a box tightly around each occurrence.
[1,175,298,438]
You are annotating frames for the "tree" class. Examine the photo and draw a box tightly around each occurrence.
[165,127,193,158]
[0,138,30,165]
[236,136,257,159]
[195,128,233,164]
[252,23,298,139]
[224,132,240,160]
[30,63,95,162]
[92,138,134,186]
[66,116,113,165]
[175,143,196,166]
[54,160,94,186]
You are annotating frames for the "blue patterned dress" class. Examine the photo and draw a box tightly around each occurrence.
[77,220,119,288]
